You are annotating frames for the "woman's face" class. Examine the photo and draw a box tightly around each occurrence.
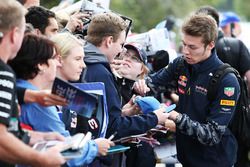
[119,49,143,80]
[59,45,85,81]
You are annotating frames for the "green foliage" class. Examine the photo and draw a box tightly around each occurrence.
[40,0,60,9]
[235,0,250,20]
[110,0,226,33]
[40,0,250,33]
[40,0,250,29]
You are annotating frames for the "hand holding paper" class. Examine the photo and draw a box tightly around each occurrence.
[33,132,92,159]
[51,77,97,118]
[94,138,114,156]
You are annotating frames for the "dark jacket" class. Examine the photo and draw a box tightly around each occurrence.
[82,42,158,139]
[149,51,240,167]
[116,78,135,106]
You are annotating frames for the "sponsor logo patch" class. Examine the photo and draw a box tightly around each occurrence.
[224,87,235,97]
[178,75,187,87]
[179,75,187,81]
[178,88,185,94]
[220,100,235,106]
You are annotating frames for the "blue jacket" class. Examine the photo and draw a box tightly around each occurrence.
[150,51,240,167]
[16,79,98,167]
[83,42,158,138]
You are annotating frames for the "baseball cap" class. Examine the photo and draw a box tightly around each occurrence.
[220,12,240,27]
[124,43,147,64]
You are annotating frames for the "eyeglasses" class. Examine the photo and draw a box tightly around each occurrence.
[116,48,142,63]
[122,51,142,63]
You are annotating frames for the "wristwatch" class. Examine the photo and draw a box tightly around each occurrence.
[174,113,183,124]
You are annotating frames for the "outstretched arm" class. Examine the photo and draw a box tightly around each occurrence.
[0,124,66,166]
[23,89,67,106]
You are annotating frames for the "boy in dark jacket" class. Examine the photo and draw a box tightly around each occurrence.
[80,12,169,166]
[83,12,168,138]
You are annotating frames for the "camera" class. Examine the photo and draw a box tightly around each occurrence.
[74,0,132,39]
[73,0,108,37]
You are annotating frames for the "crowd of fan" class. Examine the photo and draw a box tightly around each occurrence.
[0,0,249,167]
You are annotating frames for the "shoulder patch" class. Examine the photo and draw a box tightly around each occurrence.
[224,87,235,97]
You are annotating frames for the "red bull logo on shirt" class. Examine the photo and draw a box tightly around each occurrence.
[178,75,188,87]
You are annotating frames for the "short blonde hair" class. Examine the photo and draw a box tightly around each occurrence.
[86,12,127,46]
[51,32,84,58]
[0,0,26,34]
[140,65,149,79]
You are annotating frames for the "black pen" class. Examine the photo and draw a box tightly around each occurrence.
[108,131,117,141]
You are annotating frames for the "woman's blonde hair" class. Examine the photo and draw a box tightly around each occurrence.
[51,32,84,58]
[138,65,149,79]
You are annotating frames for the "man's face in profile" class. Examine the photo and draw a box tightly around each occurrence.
[44,17,59,38]
[106,30,126,63]
[181,34,213,65]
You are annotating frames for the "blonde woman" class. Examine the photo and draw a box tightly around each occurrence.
[112,43,149,107]
[51,33,85,134]
[10,33,113,166]
[111,43,159,167]
[52,33,85,82]
[51,32,114,157]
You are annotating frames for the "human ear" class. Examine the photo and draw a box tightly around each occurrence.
[34,28,42,36]
[10,27,19,44]
[106,36,113,48]
[208,41,215,50]
[38,63,46,74]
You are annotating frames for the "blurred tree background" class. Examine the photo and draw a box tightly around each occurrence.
[41,0,250,33]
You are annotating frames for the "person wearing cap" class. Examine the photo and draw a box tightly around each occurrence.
[220,11,242,37]
[112,43,159,167]
[112,43,149,114]
[80,12,169,166]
